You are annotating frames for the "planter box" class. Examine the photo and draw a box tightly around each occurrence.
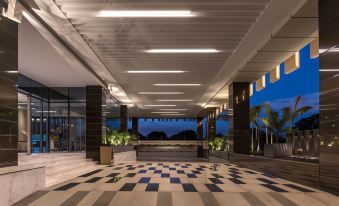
[264,143,292,158]
[209,150,229,160]
[114,151,137,162]
[113,145,135,153]
[100,145,113,165]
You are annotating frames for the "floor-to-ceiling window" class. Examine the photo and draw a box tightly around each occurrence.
[18,74,86,153]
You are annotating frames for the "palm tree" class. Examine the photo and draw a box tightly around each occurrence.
[250,104,266,151]
[261,106,287,143]
[283,95,312,134]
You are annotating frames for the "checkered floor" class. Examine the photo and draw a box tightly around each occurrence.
[15,162,339,206]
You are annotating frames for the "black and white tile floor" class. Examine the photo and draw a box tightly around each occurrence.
[15,162,339,206]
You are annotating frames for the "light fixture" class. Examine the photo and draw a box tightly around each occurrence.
[146,49,220,53]
[144,105,177,107]
[5,71,18,73]
[329,48,339,52]
[127,70,185,73]
[154,84,201,86]
[320,69,339,72]
[161,114,187,116]
[139,92,184,95]
[159,109,188,111]
[156,99,193,102]
[319,49,327,54]
[97,10,195,18]
[152,112,179,114]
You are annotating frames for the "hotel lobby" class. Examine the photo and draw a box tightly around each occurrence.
[1,0,339,205]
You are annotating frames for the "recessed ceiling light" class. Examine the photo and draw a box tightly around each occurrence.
[159,109,188,111]
[161,114,187,116]
[146,49,220,53]
[139,92,184,95]
[127,70,185,73]
[156,99,193,102]
[5,71,18,73]
[144,105,177,107]
[97,10,195,18]
[152,112,179,114]
[154,84,201,86]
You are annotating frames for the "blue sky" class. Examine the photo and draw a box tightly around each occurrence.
[107,44,319,138]
[250,44,319,121]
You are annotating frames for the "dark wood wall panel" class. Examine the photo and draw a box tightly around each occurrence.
[0,17,18,167]
[86,86,105,161]
[229,154,320,189]
[319,0,339,195]
[228,82,250,154]
[120,105,128,132]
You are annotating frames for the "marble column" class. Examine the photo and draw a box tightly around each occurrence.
[319,0,339,195]
[207,108,216,140]
[132,117,139,139]
[86,86,106,161]
[0,17,18,167]
[120,105,128,132]
[228,82,250,155]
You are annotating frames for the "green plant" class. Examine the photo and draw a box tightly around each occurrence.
[209,137,228,151]
[103,129,136,146]
[282,95,312,133]
[261,106,287,143]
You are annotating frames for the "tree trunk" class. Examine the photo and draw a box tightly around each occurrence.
[270,132,273,144]
[251,127,254,151]
[256,127,260,152]
[265,128,268,144]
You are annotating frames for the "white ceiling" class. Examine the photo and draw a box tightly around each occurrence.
[20,0,316,117]
[18,16,98,87]
[52,0,271,117]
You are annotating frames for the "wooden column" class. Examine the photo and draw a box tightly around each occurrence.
[197,117,203,140]
[0,17,18,167]
[207,108,216,140]
[228,82,250,154]
[120,105,128,132]
[132,117,139,139]
[86,86,106,161]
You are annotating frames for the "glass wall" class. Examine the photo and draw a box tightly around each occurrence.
[18,74,86,153]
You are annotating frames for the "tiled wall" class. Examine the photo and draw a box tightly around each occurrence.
[0,18,18,167]
[319,0,339,195]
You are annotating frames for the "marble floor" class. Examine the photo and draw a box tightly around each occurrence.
[14,161,339,206]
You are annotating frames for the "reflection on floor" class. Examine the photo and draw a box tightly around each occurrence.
[15,162,339,206]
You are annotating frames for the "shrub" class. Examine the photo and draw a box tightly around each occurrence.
[103,129,136,146]
[209,137,228,151]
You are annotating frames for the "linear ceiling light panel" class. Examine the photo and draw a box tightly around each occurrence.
[156,99,193,102]
[154,84,201,86]
[159,109,188,111]
[139,92,184,95]
[144,105,177,107]
[97,10,195,17]
[160,114,187,116]
[146,49,220,53]
[128,70,185,73]
[152,112,179,114]
[249,84,254,96]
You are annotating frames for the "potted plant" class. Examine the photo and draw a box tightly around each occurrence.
[100,129,114,165]
[208,137,229,160]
